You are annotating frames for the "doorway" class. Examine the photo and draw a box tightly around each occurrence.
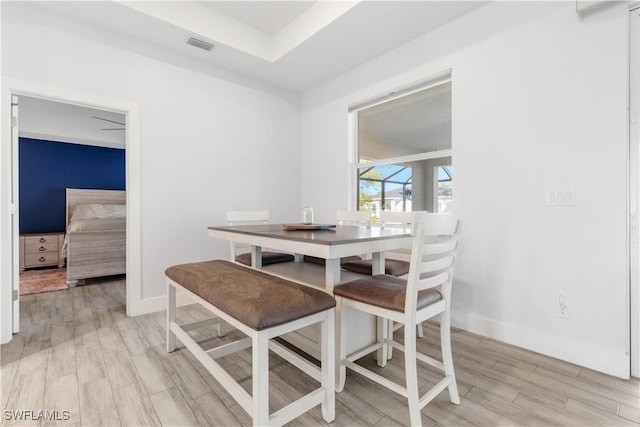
[2,80,142,343]
[16,96,126,296]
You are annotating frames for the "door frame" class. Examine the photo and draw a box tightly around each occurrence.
[629,3,640,378]
[1,78,142,343]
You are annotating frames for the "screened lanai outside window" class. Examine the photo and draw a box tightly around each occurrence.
[359,164,413,215]
[437,165,453,213]
[352,72,452,218]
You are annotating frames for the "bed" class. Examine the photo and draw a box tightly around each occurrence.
[64,188,126,286]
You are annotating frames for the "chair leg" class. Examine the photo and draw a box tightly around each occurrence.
[404,322,421,427]
[387,319,394,360]
[417,322,424,338]
[388,321,423,361]
[336,298,347,393]
[166,282,176,353]
[440,311,460,405]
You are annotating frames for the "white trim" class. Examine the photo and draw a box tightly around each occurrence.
[356,149,453,170]
[452,311,631,379]
[1,78,143,343]
[137,291,199,314]
[19,130,125,150]
[629,3,640,378]
[348,71,453,213]
[10,95,19,333]
[348,69,452,113]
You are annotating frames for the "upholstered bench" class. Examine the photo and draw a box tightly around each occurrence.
[165,260,336,427]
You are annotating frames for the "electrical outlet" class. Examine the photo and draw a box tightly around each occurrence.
[557,294,570,319]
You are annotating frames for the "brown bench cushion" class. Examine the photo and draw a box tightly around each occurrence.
[165,260,335,330]
[341,258,410,277]
[334,274,441,312]
[235,251,294,266]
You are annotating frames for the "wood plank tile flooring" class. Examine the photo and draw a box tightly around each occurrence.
[2,277,639,426]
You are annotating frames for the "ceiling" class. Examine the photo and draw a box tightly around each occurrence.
[19,96,126,149]
[34,1,487,92]
[19,1,483,149]
[198,1,317,36]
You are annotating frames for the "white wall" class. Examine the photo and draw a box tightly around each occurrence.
[301,2,630,377]
[1,2,302,342]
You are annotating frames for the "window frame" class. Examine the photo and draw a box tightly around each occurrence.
[348,71,453,212]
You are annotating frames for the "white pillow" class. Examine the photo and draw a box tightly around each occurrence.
[71,203,126,221]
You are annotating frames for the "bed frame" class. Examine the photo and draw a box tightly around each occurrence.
[65,188,126,286]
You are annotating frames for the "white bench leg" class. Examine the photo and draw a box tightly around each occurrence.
[321,309,335,422]
[376,316,388,367]
[217,320,228,337]
[252,331,269,427]
[166,281,176,353]
[336,298,347,393]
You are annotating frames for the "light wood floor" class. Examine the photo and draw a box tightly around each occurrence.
[2,277,639,427]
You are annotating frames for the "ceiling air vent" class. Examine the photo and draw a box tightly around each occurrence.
[187,37,214,51]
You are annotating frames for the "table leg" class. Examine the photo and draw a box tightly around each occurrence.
[325,258,340,294]
[251,246,263,268]
[371,251,385,275]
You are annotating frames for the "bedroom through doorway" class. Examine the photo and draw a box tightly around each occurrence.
[15,96,127,297]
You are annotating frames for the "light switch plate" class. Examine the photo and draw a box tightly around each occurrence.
[546,189,576,207]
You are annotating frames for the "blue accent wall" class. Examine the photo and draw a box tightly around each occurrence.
[19,138,125,234]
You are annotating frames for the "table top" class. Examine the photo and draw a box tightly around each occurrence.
[208,224,410,246]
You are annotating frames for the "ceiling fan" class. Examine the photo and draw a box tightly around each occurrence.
[92,115,125,131]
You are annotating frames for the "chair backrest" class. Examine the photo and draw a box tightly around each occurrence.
[226,210,270,258]
[378,211,427,262]
[336,210,371,226]
[379,211,417,231]
[227,210,269,225]
[405,212,459,314]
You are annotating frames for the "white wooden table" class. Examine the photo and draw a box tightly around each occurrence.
[208,224,412,292]
[207,224,412,359]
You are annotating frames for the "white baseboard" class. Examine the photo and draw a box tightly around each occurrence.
[128,291,198,316]
[128,293,630,379]
[452,312,630,379]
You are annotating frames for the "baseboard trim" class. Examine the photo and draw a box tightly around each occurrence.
[130,291,198,316]
[130,293,630,379]
[452,312,630,379]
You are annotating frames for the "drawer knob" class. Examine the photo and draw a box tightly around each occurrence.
[39,246,46,251]
[39,237,46,243]
[38,256,46,262]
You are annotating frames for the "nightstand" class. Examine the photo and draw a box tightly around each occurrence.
[19,232,65,271]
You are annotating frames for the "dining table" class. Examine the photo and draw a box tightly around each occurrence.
[207,223,413,360]
[207,223,412,293]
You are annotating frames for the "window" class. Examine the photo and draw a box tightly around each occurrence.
[358,164,413,215]
[351,73,452,218]
[436,165,453,213]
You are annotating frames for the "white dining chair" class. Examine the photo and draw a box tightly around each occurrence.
[334,212,460,427]
[342,210,426,350]
[341,210,416,277]
[336,210,372,227]
[303,210,372,266]
[226,210,294,267]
